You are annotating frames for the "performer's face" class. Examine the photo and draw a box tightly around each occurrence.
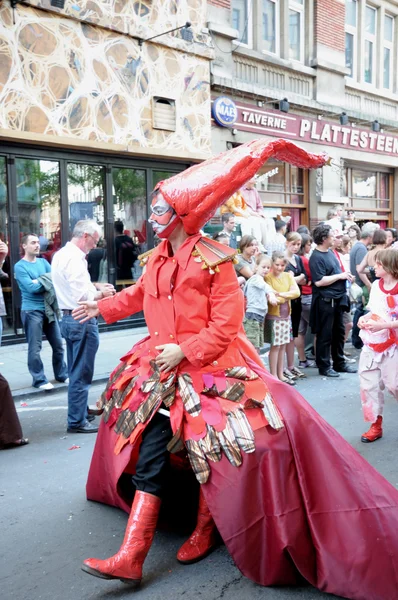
[149,193,179,238]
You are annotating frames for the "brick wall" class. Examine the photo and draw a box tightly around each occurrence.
[208,0,231,8]
[315,0,345,52]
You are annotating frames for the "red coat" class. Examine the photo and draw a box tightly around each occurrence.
[87,235,398,600]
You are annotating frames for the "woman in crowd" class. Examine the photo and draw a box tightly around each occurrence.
[234,235,258,278]
[264,251,300,384]
[357,228,387,291]
[347,223,361,246]
[284,232,306,381]
[0,375,29,449]
[234,235,258,287]
[296,233,315,368]
[0,240,28,449]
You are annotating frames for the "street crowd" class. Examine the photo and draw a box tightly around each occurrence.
[0,180,398,450]
[214,182,398,443]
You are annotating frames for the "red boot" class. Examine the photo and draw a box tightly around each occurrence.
[361,416,383,443]
[177,488,217,564]
[82,491,161,584]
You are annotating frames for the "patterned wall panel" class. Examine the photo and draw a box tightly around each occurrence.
[0,5,211,155]
[25,0,207,39]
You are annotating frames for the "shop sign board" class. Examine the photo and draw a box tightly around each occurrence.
[211,97,398,157]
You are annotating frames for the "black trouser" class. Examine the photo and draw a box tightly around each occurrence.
[132,412,173,497]
[352,301,367,349]
[315,297,346,373]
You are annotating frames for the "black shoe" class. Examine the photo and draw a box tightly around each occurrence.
[87,406,104,416]
[334,364,358,374]
[319,368,340,378]
[86,414,96,423]
[67,421,99,434]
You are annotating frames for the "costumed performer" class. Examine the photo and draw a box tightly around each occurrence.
[74,139,398,600]
[358,248,398,443]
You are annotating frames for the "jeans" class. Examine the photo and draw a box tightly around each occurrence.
[60,315,99,429]
[21,310,68,387]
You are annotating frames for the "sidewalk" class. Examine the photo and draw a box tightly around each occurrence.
[0,327,148,398]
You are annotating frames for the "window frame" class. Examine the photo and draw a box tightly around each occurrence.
[288,0,305,63]
[261,0,280,56]
[345,0,358,79]
[231,0,253,49]
[363,4,377,85]
[382,13,394,91]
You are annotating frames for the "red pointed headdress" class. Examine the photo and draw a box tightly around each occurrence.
[156,138,330,234]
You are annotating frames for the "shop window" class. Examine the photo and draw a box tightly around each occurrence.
[346,167,392,224]
[66,163,105,237]
[15,158,61,262]
[0,156,12,337]
[256,158,308,229]
[112,168,147,290]
[152,97,176,132]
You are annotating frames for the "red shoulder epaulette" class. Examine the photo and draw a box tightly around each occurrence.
[192,237,238,273]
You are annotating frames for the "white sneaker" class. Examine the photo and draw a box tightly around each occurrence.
[64,378,69,385]
[38,382,54,391]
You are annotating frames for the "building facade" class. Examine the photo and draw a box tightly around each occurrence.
[0,0,213,342]
[208,0,398,231]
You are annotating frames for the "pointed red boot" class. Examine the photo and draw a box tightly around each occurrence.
[82,491,161,585]
[177,488,217,564]
[361,416,383,443]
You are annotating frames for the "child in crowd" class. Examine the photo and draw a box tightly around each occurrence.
[358,249,398,443]
[243,254,277,352]
[284,231,306,381]
[264,251,300,385]
[296,233,315,368]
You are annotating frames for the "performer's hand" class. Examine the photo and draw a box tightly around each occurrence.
[362,319,389,333]
[155,344,185,373]
[72,301,100,323]
[357,316,369,329]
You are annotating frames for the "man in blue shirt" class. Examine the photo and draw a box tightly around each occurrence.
[14,234,67,390]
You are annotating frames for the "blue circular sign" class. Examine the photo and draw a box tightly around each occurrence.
[212,96,238,127]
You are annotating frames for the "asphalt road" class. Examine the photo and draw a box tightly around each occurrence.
[2,360,398,600]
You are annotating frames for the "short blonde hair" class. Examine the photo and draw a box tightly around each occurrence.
[272,251,286,263]
[285,232,301,244]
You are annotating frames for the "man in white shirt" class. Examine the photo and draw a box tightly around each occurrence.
[52,220,115,433]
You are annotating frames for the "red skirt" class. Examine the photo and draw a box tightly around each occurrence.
[87,335,398,600]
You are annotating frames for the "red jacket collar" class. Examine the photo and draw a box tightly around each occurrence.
[156,234,202,270]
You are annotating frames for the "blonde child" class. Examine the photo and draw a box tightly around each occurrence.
[358,249,398,443]
[243,254,277,351]
[264,251,300,385]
